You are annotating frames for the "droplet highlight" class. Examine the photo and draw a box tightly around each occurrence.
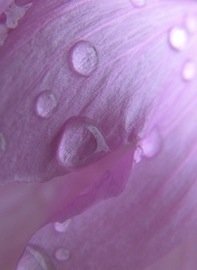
[169,26,188,51]
[54,219,71,233]
[182,60,196,81]
[35,91,57,118]
[134,128,161,163]
[69,40,98,76]
[55,248,70,261]
[57,117,109,169]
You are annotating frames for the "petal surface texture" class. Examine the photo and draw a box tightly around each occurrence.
[0,0,197,269]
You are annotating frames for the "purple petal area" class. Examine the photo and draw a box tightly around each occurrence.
[0,0,197,269]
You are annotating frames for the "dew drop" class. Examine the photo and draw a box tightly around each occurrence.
[185,15,197,34]
[17,245,54,270]
[182,60,196,81]
[54,219,71,233]
[55,248,70,261]
[134,128,161,163]
[57,117,109,169]
[35,91,57,118]
[131,0,146,7]
[133,146,143,163]
[0,133,6,153]
[69,40,98,76]
[169,26,188,51]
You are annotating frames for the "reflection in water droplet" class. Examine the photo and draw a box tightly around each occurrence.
[55,248,70,261]
[0,133,6,153]
[57,117,109,169]
[69,40,98,76]
[54,219,71,233]
[185,15,197,34]
[134,129,161,163]
[182,60,196,81]
[17,245,54,270]
[35,91,57,118]
[131,0,146,7]
[169,26,188,51]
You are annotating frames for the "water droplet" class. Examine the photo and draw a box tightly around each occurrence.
[134,129,161,163]
[57,117,109,169]
[185,15,197,34]
[169,26,188,51]
[131,0,146,7]
[35,91,57,118]
[54,219,71,233]
[133,146,143,163]
[69,40,98,76]
[0,133,6,153]
[17,245,54,270]
[55,248,70,261]
[182,60,196,81]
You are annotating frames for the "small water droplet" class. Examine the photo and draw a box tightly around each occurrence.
[69,40,98,76]
[54,219,71,233]
[35,91,57,118]
[169,26,188,51]
[131,0,146,7]
[182,60,196,81]
[0,133,6,153]
[134,129,161,163]
[133,146,143,163]
[57,117,109,169]
[55,248,70,261]
[185,15,197,34]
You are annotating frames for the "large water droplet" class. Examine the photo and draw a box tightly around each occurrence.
[55,248,70,261]
[134,128,161,163]
[69,40,98,76]
[17,245,54,270]
[54,219,71,233]
[169,26,188,51]
[57,117,109,169]
[0,132,6,153]
[182,60,196,81]
[35,91,57,118]
[131,0,146,7]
